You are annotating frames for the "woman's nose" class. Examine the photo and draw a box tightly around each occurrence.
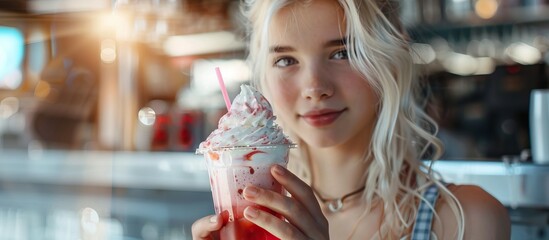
[300,67,334,101]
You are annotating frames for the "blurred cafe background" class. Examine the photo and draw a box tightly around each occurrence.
[0,0,548,239]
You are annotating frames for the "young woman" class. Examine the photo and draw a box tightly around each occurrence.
[192,0,510,239]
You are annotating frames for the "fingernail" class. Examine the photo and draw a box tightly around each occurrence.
[245,207,259,219]
[209,216,217,223]
[244,186,259,197]
[273,165,285,176]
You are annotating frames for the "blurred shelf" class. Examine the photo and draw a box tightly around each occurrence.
[408,6,549,37]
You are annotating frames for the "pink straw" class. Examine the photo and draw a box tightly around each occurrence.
[215,67,232,111]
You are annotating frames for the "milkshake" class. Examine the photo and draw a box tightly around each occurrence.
[197,85,293,240]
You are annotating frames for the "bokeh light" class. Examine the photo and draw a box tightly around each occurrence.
[475,0,499,19]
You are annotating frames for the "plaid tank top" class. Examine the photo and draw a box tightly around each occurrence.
[410,184,441,240]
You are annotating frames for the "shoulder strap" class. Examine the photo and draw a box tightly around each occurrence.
[411,183,440,240]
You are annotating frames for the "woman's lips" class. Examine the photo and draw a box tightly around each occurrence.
[301,109,346,127]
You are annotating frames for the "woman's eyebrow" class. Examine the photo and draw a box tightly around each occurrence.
[269,45,295,53]
[269,38,347,53]
[325,38,347,47]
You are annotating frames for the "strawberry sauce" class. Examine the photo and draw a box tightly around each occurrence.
[209,163,284,240]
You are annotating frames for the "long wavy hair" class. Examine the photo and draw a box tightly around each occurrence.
[241,0,464,239]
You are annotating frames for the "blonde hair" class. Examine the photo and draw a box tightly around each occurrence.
[242,0,464,239]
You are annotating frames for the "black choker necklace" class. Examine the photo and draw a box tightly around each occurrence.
[312,185,366,212]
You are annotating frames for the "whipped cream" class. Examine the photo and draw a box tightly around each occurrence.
[198,84,291,150]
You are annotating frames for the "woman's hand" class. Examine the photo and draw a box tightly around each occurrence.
[242,164,329,240]
[191,213,223,240]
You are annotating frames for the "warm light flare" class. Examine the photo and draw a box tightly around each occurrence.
[101,48,117,63]
[97,12,131,39]
[475,0,499,19]
[101,39,117,63]
[163,31,245,56]
[34,80,51,98]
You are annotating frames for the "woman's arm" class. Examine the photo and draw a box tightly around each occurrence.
[434,184,511,240]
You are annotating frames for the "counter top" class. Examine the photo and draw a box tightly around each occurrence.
[0,149,210,192]
[1,149,548,208]
[426,160,549,209]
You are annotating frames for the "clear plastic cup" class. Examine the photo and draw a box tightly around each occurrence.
[198,144,293,240]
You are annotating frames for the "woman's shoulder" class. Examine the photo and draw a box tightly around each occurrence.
[445,184,508,220]
[433,184,511,239]
[445,184,503,208]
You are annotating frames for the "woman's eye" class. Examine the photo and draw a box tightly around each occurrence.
[332,49,348,60]
[274,57,297,67]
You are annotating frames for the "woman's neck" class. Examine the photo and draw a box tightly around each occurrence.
[309,146,371,199]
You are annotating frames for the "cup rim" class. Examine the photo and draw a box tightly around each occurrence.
[196,144,297,154]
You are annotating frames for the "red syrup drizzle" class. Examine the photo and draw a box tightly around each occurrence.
[243,150,266,161]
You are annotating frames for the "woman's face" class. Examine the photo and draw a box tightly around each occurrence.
[264,0,379,149]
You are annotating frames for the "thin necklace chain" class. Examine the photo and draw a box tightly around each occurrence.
[312,185,366,212]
